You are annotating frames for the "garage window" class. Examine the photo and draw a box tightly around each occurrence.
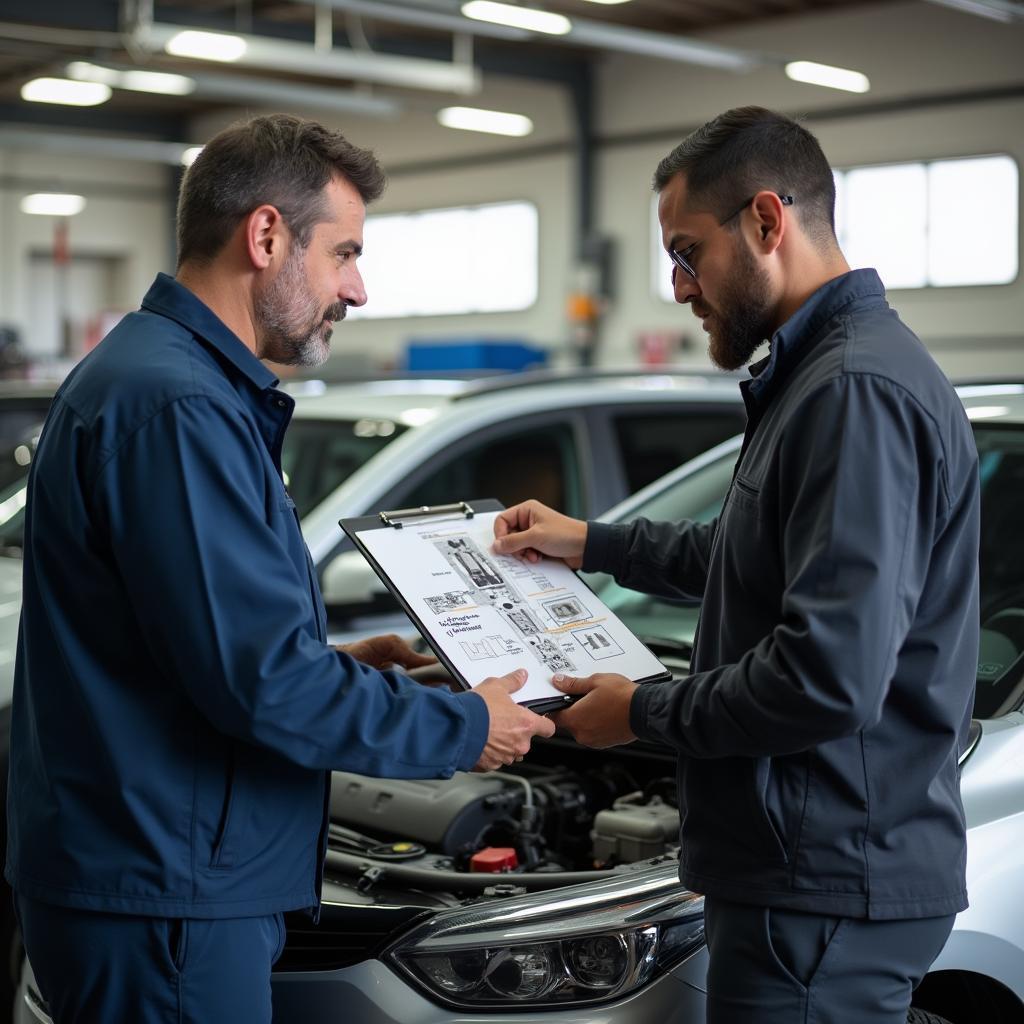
[653,154,1018,299]
[347,200,538,319]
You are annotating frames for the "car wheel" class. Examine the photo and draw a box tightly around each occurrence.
[908,1009,954,1024]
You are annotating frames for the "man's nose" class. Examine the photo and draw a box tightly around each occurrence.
[672,266,700,306]
[341,267,367,308]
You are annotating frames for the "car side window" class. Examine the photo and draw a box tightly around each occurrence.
[612,410,745,494]
[394,421,583,517]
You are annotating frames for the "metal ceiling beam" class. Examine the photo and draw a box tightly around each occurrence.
[135,21,481,93]
[0,126,192,165]
[63,62,404,118]
[162,69,402,118]
[289,0,767,72]
[924,0,1024,20]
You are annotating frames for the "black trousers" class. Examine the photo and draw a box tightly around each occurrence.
[704,897,955,1024]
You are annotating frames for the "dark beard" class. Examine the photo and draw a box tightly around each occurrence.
[705,239,774,372]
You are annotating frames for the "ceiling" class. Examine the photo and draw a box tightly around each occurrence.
[0,0,902,139]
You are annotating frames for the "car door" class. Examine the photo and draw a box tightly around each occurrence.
[584,403,747,513]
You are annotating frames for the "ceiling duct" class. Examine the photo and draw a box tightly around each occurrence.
[290,0,767,72]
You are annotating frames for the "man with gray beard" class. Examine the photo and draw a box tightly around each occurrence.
[7,113,553,1023]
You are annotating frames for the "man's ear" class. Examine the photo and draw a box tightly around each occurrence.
[244,204,287,270]
[749,191,786,255]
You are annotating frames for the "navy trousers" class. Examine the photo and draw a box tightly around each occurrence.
[15,893,286,1024]
[704,898,955,1023]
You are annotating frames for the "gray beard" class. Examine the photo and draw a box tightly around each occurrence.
[255,253,345,367]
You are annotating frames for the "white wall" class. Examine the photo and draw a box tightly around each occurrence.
[593,0,1024,377]
[0,148,169,369]
[187,74,576,371]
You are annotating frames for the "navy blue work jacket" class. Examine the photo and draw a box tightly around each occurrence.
[6,274,488,918]
[586,269,979,919]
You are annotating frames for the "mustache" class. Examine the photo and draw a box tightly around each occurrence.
[324,303,347,323]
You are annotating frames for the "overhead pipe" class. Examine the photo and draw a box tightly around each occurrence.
[287,0,768,72]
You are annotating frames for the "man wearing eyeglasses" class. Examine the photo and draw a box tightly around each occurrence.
[494,106,979,1023]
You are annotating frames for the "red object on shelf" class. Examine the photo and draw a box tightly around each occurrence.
[469,847,519,873]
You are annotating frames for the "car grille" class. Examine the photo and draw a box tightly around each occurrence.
[273,905,428,973]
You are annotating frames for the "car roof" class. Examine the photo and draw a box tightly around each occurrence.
[0,381,60,401]
[289,369,744,422]
[600,382,1024,526]
[957,384,1024,425]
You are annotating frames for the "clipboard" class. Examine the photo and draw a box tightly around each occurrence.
[340,499,671,714]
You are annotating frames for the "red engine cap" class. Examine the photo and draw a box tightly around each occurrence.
[469,847,519,873]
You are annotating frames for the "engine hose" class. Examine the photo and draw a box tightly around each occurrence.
[325,848,618,891]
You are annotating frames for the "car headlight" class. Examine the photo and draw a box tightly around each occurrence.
[385,863,704,1008]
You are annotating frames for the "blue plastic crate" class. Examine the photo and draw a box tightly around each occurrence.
[405,339,548,372]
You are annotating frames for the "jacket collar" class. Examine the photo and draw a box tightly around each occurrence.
[746,268,888,401]
[140,273,278,392]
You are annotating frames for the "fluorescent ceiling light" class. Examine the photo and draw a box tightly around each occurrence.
[785,60,869,93]
[66,62,196,96]
[438,105,534,137]
[20,78,111,106]
[461,1,571,35]
[165,29,248,62]
[20,193,86,216]
[181,146,204,166]
[579,0,634,4]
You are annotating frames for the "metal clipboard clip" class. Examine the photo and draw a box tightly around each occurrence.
[379,501,476,530]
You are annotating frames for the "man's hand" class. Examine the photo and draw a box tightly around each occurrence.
[472,669,556,771]
[549,673,638,748]
[492,500,588,568]
[338,634,438,672]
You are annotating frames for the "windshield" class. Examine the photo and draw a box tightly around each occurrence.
[585,422,1024,719]
[281,417,408,519]
[0,415,412,557]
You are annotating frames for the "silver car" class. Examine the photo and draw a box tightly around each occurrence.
[18,383,1020,1024]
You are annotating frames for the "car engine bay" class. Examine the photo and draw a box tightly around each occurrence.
[322,736,681,892]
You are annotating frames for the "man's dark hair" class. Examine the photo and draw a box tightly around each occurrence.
[653,106,836,247]
[176,113,386,268]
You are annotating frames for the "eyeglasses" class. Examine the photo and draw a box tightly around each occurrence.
[669,193,794,282]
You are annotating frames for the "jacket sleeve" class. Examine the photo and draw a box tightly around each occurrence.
[630,374,948,758]
[582,518,716,601]
[92,394,488,776]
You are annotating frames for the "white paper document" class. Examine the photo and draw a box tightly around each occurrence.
[355,509,668,705]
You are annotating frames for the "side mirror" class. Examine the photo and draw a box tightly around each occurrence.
[320,549,392,616]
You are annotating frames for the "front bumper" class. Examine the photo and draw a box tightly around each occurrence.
[269,946,708,1023]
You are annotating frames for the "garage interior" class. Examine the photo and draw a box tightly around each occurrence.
[1,3,1023,1024]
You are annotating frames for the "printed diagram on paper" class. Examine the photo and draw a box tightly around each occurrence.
[430,534,578,675]
[355,510,667,703]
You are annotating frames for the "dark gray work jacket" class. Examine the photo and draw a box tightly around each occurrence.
[586,269,979,919]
